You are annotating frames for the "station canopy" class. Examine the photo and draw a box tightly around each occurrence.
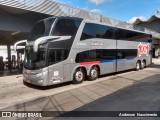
[0,0,160,45]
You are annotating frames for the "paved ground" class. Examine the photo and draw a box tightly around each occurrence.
[0,59,160,120]
[59,66,160,120]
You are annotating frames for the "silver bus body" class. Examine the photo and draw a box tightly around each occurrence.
[22,16,152,86]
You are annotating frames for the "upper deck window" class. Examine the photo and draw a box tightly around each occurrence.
[80,23,114,41]
[51,19,82,36]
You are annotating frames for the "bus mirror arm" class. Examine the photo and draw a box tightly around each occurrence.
[33,36,60,52]
[13,40,27,52]
[33,36,72,52]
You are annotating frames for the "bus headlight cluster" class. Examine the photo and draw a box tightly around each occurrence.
[37,73,43,77]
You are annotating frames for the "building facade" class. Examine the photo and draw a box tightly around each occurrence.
[133,15,160,58]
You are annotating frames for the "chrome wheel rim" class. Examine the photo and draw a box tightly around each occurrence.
[91,68,98,78]
[142,61,145,68]
[75,71,83,81]
[141,62,144,68]
[137,62,140,70]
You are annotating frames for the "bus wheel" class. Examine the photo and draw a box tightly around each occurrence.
[136,61,141,71]
[73,68,85,84]
[141,60,146,69]
[88,66,98,81]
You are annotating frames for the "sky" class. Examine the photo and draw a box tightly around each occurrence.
[55,0,160,23]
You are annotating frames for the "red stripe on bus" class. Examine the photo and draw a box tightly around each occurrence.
[80,61,100,65]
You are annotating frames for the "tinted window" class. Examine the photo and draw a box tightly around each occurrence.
[115,29,151,42]
[117,49,137,59]
[24,47,46,70]
[81,23,151,42]
[75,49,137,63]
[89,50,97,61]
[48,49,69,65]
[45,18,55,34]
[51,19,81,36]
[28,21,45,41]
[75,51,89,63]
[129,49,138,58]
[132,32,150,42]
[75,49,117,63]
[81,23,114,40]
[96,49,117,60]
[125,30,134,40]
[115,29,125,40]
[28,18,55,41]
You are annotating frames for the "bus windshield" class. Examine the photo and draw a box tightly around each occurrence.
[28,18,55,41]
[24,46,46,70]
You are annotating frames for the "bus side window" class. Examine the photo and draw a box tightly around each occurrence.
[81,23,114,41]
[115,29,125,40]
[48,49,56,65]
[48,49,64,65]
[75,51,89,63]
[89,50,97,61]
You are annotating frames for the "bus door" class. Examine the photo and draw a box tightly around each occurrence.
[47,49,64,84]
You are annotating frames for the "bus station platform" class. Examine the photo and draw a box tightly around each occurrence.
[0,69,23,89]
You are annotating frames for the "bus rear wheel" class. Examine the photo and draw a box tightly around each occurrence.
[73,68,85,84]
[88,66,98,81]
[141,60,146,69]
[135,61,141,71]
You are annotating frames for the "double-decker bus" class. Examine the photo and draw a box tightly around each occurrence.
[18,16,152,86]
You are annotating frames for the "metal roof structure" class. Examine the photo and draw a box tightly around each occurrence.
[0,0,160,39]
[132,15,160,25]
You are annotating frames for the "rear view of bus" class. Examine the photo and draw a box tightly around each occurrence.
[23,17,82,86]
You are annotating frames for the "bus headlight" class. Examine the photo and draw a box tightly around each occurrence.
[37,73,43,77]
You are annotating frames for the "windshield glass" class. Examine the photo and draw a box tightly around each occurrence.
[28,18,55,41]
[24,46,46,70]
[51,19,82,36]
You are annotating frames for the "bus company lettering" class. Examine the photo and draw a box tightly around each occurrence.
[91,41,103,46]
[138,43,149,57]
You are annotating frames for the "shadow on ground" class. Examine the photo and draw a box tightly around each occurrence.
[149,63,160,69]
[1,73,160,120]
[57,74,160,120]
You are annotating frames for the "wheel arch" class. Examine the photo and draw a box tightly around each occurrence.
[142,59,146,64]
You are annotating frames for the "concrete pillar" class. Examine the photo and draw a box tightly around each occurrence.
[17,51,19,61]
[7,44,11,70]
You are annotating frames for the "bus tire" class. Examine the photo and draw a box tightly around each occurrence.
[141,60,146,69]
[88,66,98,81]
[73,68,85,84]
[135,61,141,71]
